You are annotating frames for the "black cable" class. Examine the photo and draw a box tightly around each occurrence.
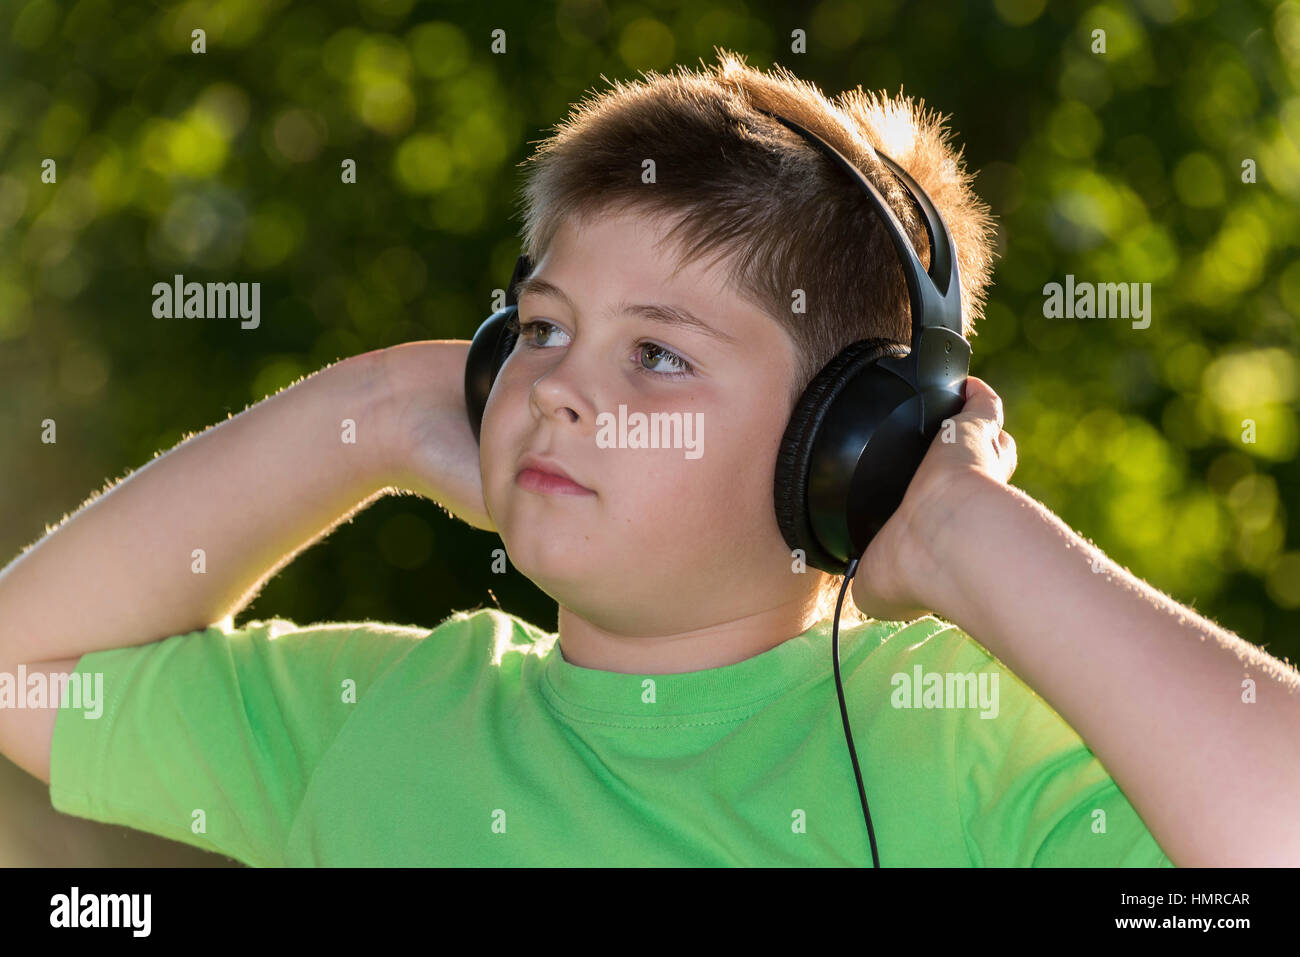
[831,555,880,868]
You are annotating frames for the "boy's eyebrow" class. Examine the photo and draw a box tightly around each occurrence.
[514,275,738,346]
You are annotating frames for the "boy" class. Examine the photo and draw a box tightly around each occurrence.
[2,51,1297,867]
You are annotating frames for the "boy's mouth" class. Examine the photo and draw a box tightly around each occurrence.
[516,453,596,496]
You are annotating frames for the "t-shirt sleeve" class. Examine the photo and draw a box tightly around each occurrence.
[48,617,426,867]
[942,626,1176,867]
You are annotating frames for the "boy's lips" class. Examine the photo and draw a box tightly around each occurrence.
[516,453,595,495]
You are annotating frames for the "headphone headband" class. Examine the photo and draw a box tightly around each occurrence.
[751,109,964,377]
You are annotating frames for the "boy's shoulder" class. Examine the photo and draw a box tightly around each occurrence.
[859,614,1019,671]
[257,606,550,651]
[844,613,991,671]
[431,606,553,640]
[422,606,559,662]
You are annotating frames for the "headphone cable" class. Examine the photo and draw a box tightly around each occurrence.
[832,555,880,868]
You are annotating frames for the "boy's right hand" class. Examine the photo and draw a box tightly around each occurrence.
[373,340,497,534]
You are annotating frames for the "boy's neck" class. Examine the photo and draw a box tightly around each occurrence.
[553,601,826,674]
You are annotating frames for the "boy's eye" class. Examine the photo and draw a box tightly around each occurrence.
[635,342,693,378]
[505,315,567,349]
[504,316,695,380]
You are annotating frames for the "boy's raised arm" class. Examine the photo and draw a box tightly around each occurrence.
[0,338,480,696]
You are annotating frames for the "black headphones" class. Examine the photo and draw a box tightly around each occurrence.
[464,109,972,868]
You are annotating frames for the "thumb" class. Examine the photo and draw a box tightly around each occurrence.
[960,375,1004,436]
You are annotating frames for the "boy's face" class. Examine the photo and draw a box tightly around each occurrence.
[480,207,824,636]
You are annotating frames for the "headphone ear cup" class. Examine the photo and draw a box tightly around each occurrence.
[465,253,534,444]
[464,306,519,444]
[775,338,910,574]
[491,320,518,382]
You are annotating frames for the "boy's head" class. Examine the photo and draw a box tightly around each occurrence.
[479,49,998,632]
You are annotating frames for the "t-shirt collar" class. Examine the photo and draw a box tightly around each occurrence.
[539,616,849,721]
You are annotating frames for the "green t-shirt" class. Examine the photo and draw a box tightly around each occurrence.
[49,607,1174,867]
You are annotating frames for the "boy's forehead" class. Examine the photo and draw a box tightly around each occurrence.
[546,207,708,285]
[529,209,782,344]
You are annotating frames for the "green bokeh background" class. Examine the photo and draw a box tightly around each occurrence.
[1,0,1297,865]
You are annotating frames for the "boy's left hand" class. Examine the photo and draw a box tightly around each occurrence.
[850,375,1018,621]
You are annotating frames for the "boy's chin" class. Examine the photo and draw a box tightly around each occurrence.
[504,546,595,589]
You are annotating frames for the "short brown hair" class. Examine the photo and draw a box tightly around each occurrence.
[514,48,999,626]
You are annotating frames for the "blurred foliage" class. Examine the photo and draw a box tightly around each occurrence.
[2,0,1299,862]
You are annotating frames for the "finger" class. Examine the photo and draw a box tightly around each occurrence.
[961,375,1004,431]
[997,429,1017,478]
